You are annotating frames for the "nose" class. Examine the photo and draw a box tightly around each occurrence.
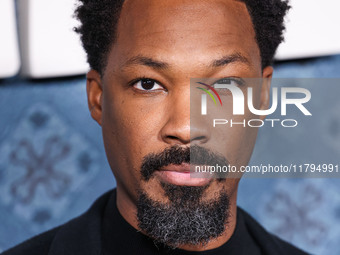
[160,86,210,145]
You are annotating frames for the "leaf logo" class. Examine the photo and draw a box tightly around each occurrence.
[196,82,223,106]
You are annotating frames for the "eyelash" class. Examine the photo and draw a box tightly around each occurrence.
[128,77,166,90]
[127,76,245,90]
[128,76,151,87]
[212,77,246,87]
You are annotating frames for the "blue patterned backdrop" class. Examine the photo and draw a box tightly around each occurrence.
[0,55,340,254]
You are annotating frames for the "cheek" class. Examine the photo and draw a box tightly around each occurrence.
[208,85,262,168]
[101,90,167,176]
[230,121,259,167]
[212,123,258,168]
[230,88,262,166]
[227,89,262,166]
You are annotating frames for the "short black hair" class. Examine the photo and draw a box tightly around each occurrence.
[74,0,290,75]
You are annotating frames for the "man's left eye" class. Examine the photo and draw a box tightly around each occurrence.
[133,79,163,91]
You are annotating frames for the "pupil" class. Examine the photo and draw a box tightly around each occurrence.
[141,79,155,90]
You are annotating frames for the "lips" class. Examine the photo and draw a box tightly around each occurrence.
[154,163,212,186]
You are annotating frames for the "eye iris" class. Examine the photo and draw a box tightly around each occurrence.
[141,79,155,90]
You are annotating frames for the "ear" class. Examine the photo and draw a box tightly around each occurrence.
[259,66,273,120]
[86,70,103,126]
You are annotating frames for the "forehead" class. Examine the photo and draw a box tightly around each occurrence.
[109,0,260,74]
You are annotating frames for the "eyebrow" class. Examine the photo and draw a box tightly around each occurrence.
[211,52,250,67]
[123,55,170,70]
[122,52,250,70]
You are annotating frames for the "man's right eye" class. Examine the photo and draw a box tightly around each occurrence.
[133,79,163,91]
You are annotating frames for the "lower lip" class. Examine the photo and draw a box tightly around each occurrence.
[155,170,212,186]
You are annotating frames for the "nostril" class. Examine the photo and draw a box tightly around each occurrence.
[164,135,191,145]
[191,136,207,142]
[167,135,180,140]
[194,136,205,140]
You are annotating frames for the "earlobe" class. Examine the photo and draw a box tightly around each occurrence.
[259,66,274,120]
[86,70,103,126]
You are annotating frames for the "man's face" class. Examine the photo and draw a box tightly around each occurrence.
[87,0,272,247]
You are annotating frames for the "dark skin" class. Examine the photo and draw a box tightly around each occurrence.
[87,0,273,251]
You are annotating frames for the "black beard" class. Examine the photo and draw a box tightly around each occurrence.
[137,183,230,248]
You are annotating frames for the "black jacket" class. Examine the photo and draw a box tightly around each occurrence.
[2,189,309,255]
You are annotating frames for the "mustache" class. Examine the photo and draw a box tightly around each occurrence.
[141,145,230,181]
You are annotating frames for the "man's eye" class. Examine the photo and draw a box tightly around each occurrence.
[213,78,245,87]
[133,79,163,91]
